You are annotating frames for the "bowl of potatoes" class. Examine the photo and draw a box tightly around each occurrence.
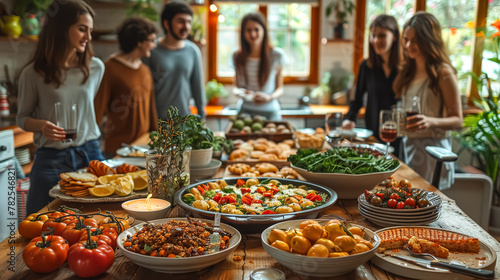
[261,219,380,277]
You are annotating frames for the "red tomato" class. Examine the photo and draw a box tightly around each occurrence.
[68,232,115,278]
[397,201,405,209]
[390,193,400,200]
[201,184,209,190]
[263,191,273,197]
[306,193,316,200]
[376,193,385,199]
[42,215,79,236]
[236,179,246,187]
[256,187,266,194]
[270,187,280,194]
[387,199,398,208]
[79,227,118,250]
[252,199,263,204]
[196,185,205,195]
[19,213,49,240]
[213,193,222,203]
[241,196,252,205]
[404,197,416,207]
[262,210,276,215]
[22,233,69,273]
[240,188,251,194]
[313,194,322,202]
[99,217,130,234]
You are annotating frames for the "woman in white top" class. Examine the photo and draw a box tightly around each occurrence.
[17,0,105,214]
[393,12,463,190]
[232,12,288,121]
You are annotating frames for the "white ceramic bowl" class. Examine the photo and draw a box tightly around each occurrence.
[117,218,241,273]
[189,159,222,183]
[121,198,171,221]
[291,162,400,199]
[261,219,380,277]
[190,147,213,168]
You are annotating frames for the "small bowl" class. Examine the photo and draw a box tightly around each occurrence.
[190,159,222,183]
[261,219,380,277]
[121,198,171,221]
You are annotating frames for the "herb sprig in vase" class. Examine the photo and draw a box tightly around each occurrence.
[147,107,196,204]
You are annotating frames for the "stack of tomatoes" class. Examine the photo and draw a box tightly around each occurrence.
[19,207,129,277]
[364,178,430,209]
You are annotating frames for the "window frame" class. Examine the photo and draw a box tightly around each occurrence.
[207,1,319,85]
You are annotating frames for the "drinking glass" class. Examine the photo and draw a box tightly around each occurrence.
[406,96,421,126]
[54,102,77,143]
[325,112,343,147]
[379,110,399,155]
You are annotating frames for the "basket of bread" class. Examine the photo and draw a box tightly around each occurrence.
[295,127,326,150]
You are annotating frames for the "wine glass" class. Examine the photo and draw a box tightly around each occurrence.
[379,110,399,155]
[325,112,343,147]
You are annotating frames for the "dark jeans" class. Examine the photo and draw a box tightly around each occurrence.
[26,140,104,214]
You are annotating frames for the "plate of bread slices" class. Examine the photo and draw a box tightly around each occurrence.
[371,226,497,280]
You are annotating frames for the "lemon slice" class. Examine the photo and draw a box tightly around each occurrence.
[98,174,126,185]
[112,175,134,196]
[89,184,115,197]
[133,174,148,191]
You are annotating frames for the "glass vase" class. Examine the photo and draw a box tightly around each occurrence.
[145,149,191,205]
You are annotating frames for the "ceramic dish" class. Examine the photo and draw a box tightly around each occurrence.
[117,218,241,274]
[116,145,149,157]
[358,207,440,226]
[174,177,337,233]
[358,204,441,220]
[190,159,222,183]
[291,162,400,199]
[371,226,497,280]
[357,191,442,214]
[261,219,380,277]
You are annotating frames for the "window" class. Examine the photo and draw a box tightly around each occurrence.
[353,0,495,102]
[208,2,318,84]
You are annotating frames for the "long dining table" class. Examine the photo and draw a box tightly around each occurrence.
[1,133,499,280]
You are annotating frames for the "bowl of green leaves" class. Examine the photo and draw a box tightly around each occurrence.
[288,146,401,199]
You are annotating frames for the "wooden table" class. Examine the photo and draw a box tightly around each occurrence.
[1,137,499,279]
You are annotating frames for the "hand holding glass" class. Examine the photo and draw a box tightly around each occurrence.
[54,102,77,143]
[379,110,399,155]
[325,112,343,146]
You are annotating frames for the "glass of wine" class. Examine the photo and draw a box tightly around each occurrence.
[379,110,399,155]
[325,112,343,147]
[406,96,421,127]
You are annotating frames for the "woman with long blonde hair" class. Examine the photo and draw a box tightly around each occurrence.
[393,12,463,190]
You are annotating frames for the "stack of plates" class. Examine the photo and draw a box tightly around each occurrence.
[357,189,442,227]
[15,147,31,165]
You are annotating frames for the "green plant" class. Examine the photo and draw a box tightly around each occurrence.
[124,0,160,21]
[455,19,500,204]
[205,79,228,101]
[325,0,355,25]
[149,106,195,155]
[184,115,227,151]
[13,0,53,17]
[310,72,331,98]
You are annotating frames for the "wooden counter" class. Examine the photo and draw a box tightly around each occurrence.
[1,135,499,279]
[201,105,365,119]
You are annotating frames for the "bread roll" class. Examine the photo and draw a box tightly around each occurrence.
[229,149,250,161]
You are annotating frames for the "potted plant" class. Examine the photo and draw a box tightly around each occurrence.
[205,79,228,106]
[309,72,331,105]
[183,115,226,167]
[325,0,355,39]
[147,106,194,204]
[455,19,500,231]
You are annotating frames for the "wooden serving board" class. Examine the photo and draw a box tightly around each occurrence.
[225,121,294,142]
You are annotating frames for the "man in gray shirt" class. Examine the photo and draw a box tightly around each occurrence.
[143,1,206,120]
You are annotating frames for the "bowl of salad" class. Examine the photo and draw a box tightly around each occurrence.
[174,177,338,233]
[289,147,401,199]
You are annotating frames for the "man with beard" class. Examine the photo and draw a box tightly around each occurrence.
[143,1,206,120]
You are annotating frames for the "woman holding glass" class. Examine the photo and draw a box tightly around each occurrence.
[17,0,105,214]
[393,12,463,190]
[231,12,288,121]
[343,15,401,156]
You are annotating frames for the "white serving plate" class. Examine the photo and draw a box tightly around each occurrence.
[371,226,497,280]
[291,163,400,199]
[116,145,149,157]
[261,219,380,277]
[190,159,222,183]
[117,218,241,273]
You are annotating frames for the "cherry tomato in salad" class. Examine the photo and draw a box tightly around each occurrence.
[404,197,416,207]
[396,201,405,209]
[387,198,398,208]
